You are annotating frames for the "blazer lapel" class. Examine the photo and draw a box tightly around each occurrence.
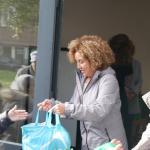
[84,71,101,93]
[76,71,84,96]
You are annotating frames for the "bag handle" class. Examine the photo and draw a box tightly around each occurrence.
[45,111,52,126]
[48,106,61,125]
[55,114,61,125]
[35,109,40,125]
[35,109,52,126]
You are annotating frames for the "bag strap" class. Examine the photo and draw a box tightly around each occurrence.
[35,109,40,125]
[48,106,61,125]
[35,109,53,127]
[45,111,52,126]
[55,114,61,125]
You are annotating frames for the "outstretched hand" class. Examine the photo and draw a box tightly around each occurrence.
[8,105,29,122]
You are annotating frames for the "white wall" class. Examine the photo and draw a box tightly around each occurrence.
[57,0,150,146]
[57,51,77,146]
[61,0,150,93]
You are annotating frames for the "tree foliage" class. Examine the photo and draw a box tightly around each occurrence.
[0,0,39,36]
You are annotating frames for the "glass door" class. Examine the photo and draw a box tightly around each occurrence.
[0,0,39,147]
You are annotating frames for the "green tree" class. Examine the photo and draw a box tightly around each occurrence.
[0,0,39,37]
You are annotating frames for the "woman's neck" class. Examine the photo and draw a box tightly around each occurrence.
[84,77,92,85]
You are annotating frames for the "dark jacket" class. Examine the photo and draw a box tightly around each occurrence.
[0,111,13,134]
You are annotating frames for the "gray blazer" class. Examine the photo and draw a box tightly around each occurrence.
[64,67,128,150]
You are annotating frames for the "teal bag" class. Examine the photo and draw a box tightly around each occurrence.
[21,110,71,150]
[50,113,71,150]
[95,142,116,150]
[21,110,54,150]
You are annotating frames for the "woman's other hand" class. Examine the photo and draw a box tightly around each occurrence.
[53,103,65,115]
[37,99,53,111]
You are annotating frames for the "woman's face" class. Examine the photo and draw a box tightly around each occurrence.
[75,52,96,78]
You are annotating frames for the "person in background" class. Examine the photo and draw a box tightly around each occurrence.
[38,35,128,150]
[0,105,28,134]
[15,50,37,78]
[11,74,35,102]
[10,74,35,114]
[108,34,133,147]
[0,74,34,147]
[125,40,143,147]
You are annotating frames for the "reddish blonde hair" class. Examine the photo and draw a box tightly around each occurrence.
[67,35,115,70]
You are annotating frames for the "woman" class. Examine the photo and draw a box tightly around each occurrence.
[38,35,128,150]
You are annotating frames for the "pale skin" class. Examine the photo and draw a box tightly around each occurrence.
[31,61,36,72]
[8,105,29,122]
[37,51,96,115]
[111,139,124,150]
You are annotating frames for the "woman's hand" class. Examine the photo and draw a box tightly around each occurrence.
[8,105,29,122]
[37,99,53,111]
[111,139,124,150]
[53,103,65,115]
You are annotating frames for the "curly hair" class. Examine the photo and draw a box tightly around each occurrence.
[67,35,115,70]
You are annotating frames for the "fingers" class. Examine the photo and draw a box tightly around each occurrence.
[8,106,29,121]
[13,112,29,121]
[115,144,124,150]
[111,139,121,145]
[111,139,124,150]
[53,105,60,114]
[37,99,52,111]
[14,109,27,114]
[11,105,17,111]
[53,103,65,115]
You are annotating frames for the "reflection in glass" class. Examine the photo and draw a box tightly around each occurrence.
[0,0,39,146]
